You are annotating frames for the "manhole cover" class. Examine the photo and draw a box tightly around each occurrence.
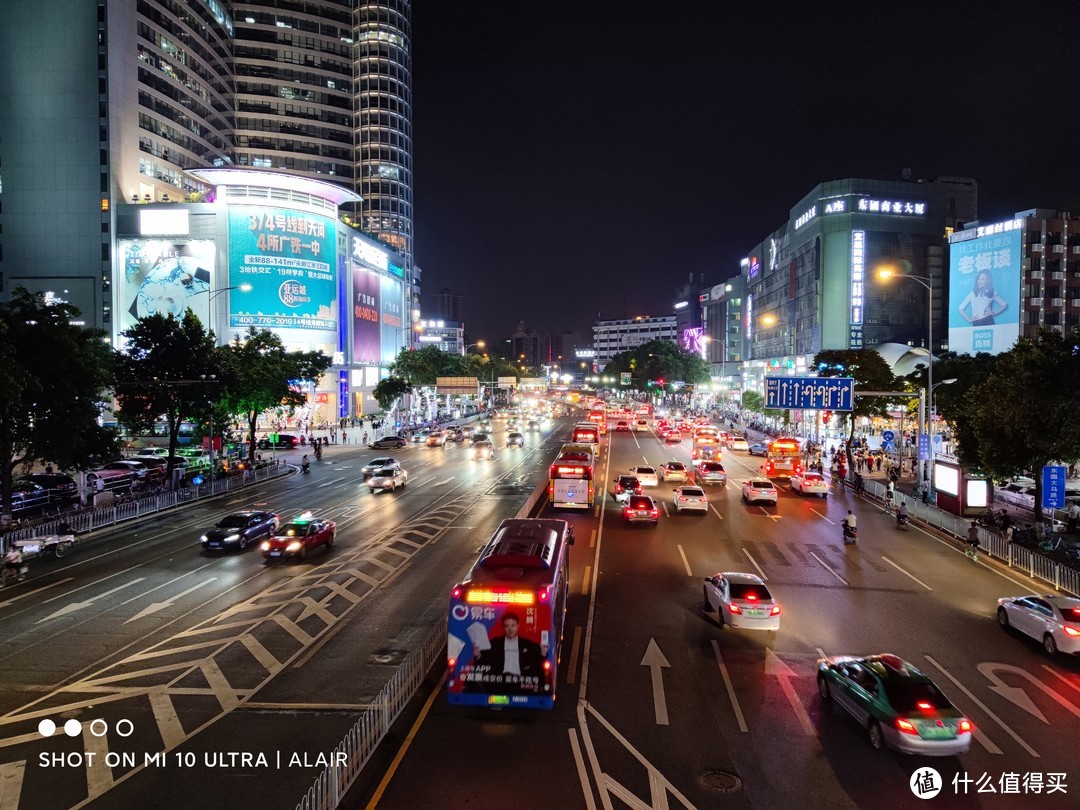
[697,770,742,793]
[369,648,407,666]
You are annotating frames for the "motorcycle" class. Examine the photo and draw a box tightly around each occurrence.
[896,513,909,530]
[300,460,311,474]
[842,523,858,545]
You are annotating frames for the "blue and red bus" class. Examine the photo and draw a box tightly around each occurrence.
[447,519,574,709]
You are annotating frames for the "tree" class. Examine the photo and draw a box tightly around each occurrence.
[964,328,1080,520]
[389,345,467,386]
[373,376,411,412]
[742,391,764,413]
[813,349,899,471]
[602,340,710,391]
[0,289,117,514]
[115,311,219,479]
[216,328,332,465]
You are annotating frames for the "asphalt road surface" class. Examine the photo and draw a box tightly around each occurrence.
[0,417,568,809]
[351,418,1080,810]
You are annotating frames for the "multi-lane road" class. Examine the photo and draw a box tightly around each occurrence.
[0,420,567,809]
[356,416,1080,810]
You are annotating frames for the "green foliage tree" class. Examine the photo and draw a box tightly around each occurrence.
[216,328,332,465]
[0,289,117,513]
[389,345,468,386]
[373,376,411,412]
[602,339,710,391]
[115,311,219,478]
[964,328,1080,519]
[813,349,899,470]
[742,391,764,413]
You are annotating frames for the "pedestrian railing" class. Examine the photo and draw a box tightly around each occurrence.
[862,479,1080,597]
[0,461,291,552]
[294,621,447,810]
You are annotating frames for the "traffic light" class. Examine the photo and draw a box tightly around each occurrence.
[822,411,832,423]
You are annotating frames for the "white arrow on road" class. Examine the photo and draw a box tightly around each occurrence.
[765,648,816,737]
[0,577,74,608]
[640,638,670,725]
[36,578,146,623]
[978,661,1080,723]
[123,577,217,624]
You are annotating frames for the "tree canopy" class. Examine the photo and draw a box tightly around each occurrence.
[602,339,711,392]
[813,349,899,467]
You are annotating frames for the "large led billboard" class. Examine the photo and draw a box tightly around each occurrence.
[228,206,336,331]
[948,222,1022,355]
[116,239,215,330]
[352,266,381,364]
[380,274,405,364]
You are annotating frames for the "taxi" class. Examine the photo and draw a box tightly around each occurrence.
[261,512,335,562]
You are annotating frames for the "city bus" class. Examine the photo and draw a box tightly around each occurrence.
[447,518,574,709]
[571,422,601,454]
[764,438,803,478]
[691,425,722,460]
[547,444,596,509]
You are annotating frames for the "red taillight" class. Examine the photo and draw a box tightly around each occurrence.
[448,657,457,668]
[916,701,933,711]
[543,660,551,672]
[746,594,758,601]
[650,509,658,517]
[539,588,549,601]
[728,603,742,614]
[958,719,972,733]
[615,484,623,493]
[770,605,781,615]
[1064,626,1080,637]
[451,587,462,599]
[895,718,918,735]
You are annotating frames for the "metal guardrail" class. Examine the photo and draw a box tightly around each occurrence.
[295,621,447,810]
[862,479,1080,597]
[0,461,291,552]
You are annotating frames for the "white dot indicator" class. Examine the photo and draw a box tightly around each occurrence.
[64,719,82,737]
[38,719,56,737]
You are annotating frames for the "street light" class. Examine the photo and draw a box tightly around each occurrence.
[760,313,795,358]
[878,266,937,489]
[464,340,485,354]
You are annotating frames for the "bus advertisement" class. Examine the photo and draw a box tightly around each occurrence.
[447,519,573,709]
[548,445,595,508]
[764,438,803,478]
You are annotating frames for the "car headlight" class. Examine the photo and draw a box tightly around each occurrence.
[260,541,271,551]
[199,535,208,543]
[225,534,240,543]
[286,541,302,552]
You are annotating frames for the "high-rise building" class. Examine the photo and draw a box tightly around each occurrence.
[592,316,678,368]
[426,288,462,322]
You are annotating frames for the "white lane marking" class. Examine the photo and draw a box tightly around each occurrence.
[709,504,724,520]
[566,626,584,685]
[815,647,827,660]
[0,760,26,808]
[912,523,1044,593]
[661,502,670,517]
[811,508,835,525]
[922,655,1010,756]
[568,728,598,810]
[590,529,596,548]
[741,548,768,581]
[881,556,933,591]
[765,648,816,737]
[711,641,748,732]
[759,505,781,521]
[581,566,592,596]
[676,545,692,577]
[83,718,113,799]
[0,578,74,609]
[37,579,147,623]
[1042,665,1080,696]
[148,688,185,750]
[808,552,848,586]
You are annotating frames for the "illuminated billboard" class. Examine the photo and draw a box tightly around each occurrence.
[380,274,404,364]
[117,239,215,330]
[352,266,381,364]
[948,220,1022,355]
[227,206,337,331]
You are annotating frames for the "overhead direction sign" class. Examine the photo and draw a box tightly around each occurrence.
[765,376,854,412]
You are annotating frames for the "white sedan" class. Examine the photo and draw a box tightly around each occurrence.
[790,471,829,497]
[703,572,781,631]
[673,486,708,514]
[368,466,408,492]
[997,594,1080,656]
[628,466,659,487]
[742,479,778,505]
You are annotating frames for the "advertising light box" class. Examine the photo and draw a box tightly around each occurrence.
[948,223,1022,355]
[380,274,404,364]
[228,206,337,331]
[352,265,381,364]
[117,239,215,330]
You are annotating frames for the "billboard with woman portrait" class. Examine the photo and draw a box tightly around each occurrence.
[948,222,1022,355]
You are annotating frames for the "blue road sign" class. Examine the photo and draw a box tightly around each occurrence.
[1042,465,1067,510]
[882,430,895,443]
[917,433,930,461]
[764,376,854,411]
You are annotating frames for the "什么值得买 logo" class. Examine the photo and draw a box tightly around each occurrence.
[279,280,310,308]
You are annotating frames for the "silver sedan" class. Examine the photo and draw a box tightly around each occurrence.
[369,466,408,492]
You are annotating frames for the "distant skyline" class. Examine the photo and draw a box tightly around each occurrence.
[411,2,1080,344]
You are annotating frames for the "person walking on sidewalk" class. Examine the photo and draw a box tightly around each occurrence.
[884,480,895,513]
[1067,501,1080,534]
[965,522,980,561]
[2,546,25,586]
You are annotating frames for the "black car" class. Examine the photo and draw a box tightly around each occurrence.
[11,481,51,511]
[17,473,78,502]
[200,511,279,552]
[257,434,299,450]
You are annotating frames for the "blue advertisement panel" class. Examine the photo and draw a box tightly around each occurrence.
[228,206,336,331]
[948,224,1021,355]
[379,274,404,365]
[352,265,381,364]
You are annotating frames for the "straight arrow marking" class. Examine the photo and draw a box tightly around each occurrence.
[37,578,146,623]
[765,648,816,737]
[124,578,217,624]
[640,638,670,726]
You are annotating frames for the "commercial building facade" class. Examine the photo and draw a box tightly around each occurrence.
[592,316,678,368]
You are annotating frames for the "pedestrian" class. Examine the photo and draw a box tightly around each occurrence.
[884,480,895,513]
[1067,501,1080,534]
[362,431,369,445]
[2,545,25,586]
[342,431,347,445]
[1003,524,1015,544]
[876,455,883,473]
[965,522,980,561]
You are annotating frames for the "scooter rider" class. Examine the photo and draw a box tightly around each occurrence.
[300,454,310,473]
[843,510,857,542]
[896,501,909,527]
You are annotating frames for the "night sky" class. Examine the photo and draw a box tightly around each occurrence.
[411,2,1080,346]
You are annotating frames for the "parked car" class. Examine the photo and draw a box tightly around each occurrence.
[16,473,78,502]
[257,434,299,450]
[369,466,409,493]
[369,435,407,449]
[132,447,171,460]
[11,481,51,511]
[102,459,152,481]
[200,511,279,552]
[85,467,136,492]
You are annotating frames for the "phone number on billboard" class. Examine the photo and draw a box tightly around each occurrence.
[230,315,335,331]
